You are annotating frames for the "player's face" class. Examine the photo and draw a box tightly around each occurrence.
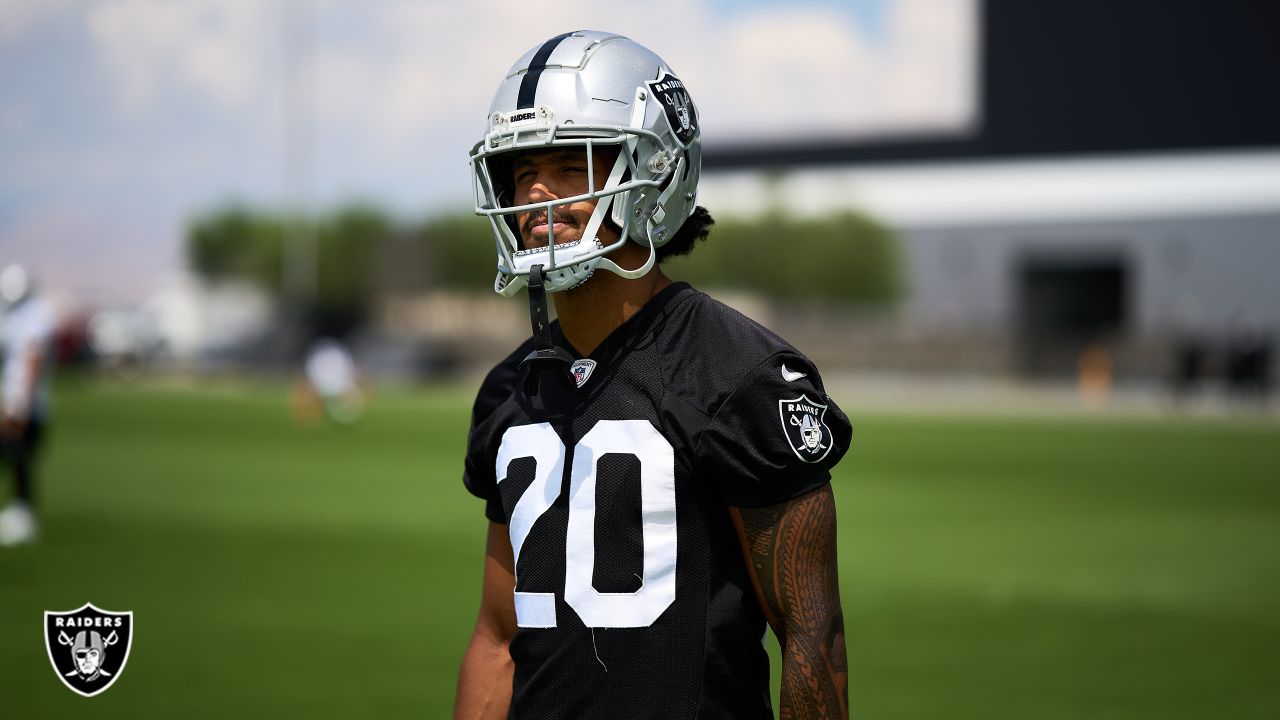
[802,427,820,449]
[510,146,621,251]
[76,648,101,674]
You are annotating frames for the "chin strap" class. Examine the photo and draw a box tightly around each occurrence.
[519,264,575,397]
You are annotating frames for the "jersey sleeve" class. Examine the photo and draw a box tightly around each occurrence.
[695,352,852,508]
[462,357,520,524]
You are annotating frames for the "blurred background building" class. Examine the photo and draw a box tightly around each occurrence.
[701,2,1280,390]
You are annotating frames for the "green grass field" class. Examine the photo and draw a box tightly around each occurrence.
[1,380,1278,718]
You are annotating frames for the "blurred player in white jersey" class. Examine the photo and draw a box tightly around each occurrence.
[291,336,366,425]
[0,264,54,546]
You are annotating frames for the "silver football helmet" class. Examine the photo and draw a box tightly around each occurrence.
[470,30,702,296]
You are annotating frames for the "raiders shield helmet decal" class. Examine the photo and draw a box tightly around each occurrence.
[646,71,698,145]
[45,603,133,697]
[779,394,834,463]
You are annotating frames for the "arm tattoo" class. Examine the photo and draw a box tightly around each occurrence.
[735,486,848,720]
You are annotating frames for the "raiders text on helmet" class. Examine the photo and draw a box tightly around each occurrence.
[470,30,702,295]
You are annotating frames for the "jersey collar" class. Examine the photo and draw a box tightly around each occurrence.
[551,281,695,369]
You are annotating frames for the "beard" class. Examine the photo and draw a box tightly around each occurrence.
[520,209,580,249]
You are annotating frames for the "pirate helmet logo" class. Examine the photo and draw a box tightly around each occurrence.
[796,412,823,451]
[45,602,133,697]
[646,71,699,145]
[778,394,834,463]
[71,630,111,680]
[672,90,692,133]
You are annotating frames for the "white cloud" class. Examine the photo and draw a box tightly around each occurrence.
[310,0,656,142]
[691,7,878,140]
[86,0,271,114]
[876,0,979,130]
[0,0,76,43]
[80,0,976,153]
[686,0,977,142]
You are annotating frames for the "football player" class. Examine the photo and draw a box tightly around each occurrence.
[0,264,53,547]
[455,31,852,719]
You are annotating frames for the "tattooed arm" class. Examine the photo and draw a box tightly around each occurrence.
[730,484,848,720]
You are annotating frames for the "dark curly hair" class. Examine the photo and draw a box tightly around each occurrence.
[656,205,714,263]
[601,204,713,263]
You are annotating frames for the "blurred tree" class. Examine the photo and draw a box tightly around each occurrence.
[412,209,900,303]
[188,206,900,324]
[187,206,286,291]
[313,205,385,319]
[410,214,497,290]
[187,204,390,336]
[664,210,900,304]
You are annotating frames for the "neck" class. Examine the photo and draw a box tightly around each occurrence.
[553,261,672,356]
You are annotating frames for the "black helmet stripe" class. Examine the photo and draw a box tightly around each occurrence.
[517,31,577,109]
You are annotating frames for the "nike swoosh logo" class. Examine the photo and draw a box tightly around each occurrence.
[781,364,807,382]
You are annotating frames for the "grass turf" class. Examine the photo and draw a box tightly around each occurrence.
[1,381,1277,718]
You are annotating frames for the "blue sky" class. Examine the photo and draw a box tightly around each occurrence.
[0,0,974,302]
[710,0,889,37]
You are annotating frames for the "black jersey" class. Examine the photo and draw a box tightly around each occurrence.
[463,282,852,720]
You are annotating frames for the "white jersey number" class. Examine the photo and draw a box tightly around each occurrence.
[496,420,677,629]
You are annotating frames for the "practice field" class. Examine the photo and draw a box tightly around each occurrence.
[1,381,1277,719]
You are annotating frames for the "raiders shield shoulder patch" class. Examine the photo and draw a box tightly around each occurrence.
[45,602,134,697]
[646,71,698,145]
[779,394,834,463]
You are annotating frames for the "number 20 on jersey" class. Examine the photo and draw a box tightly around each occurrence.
[496,420,677,629]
